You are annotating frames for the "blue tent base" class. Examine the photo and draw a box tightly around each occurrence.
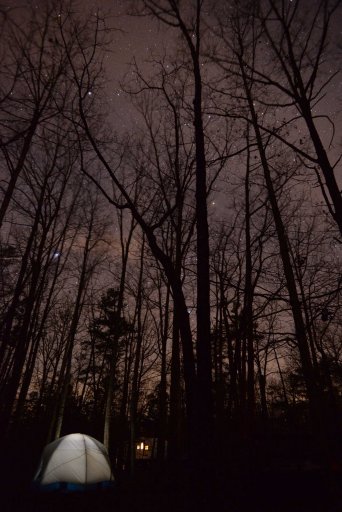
[33,480,115,493]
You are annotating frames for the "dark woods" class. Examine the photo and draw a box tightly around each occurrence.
[0,1,341,510]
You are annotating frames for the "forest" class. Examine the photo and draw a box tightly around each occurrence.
[0,1,342,511]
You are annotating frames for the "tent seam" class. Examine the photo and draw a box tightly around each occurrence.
[84,434,87,483]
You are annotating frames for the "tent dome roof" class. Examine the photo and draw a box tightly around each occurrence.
[33,433,114,492]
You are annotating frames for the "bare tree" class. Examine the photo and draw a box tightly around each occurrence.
[0,1,81,229]
[214,2,333,456]
[47,188,109,441]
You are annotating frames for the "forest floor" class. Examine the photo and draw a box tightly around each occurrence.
[3,461,342,512]
[3,429,342,512]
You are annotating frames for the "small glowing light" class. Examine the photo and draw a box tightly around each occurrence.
[144,445,149,451]
[88,91,93,96]
[53,252,60,259]
[140,442,144,450]
[136,445,140,450]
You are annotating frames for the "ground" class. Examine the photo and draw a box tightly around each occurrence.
[2,461,342,512]
[3,429,342,512]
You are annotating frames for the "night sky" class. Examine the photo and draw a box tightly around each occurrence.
[86,0,342,209]
[90,0,169,126]
[2,0,342,226]
[4,1,341,152]
[86,1,342,132]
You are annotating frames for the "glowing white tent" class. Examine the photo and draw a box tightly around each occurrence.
[33,433,114,491]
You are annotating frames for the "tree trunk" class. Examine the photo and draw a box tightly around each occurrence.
[239,53,327,453]
[157,285,170,463]
[103,210,135,452]
[47,210,94,441]
[128,237,145,475]
[244,127,255,432]
[168,307,182,463]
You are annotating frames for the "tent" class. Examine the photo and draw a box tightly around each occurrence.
[33,433,114,492]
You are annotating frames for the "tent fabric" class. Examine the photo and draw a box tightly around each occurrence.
[33,433,114,492]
